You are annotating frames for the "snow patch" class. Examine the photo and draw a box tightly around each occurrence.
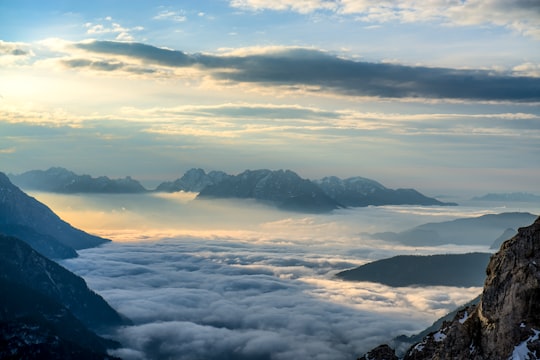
[433,331,447,342]
[510,329,540,360]
[459,311,469,324]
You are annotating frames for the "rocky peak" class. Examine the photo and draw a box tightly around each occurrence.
[198,169,342,213]
[155,168,230,192]
[361,216,540,360]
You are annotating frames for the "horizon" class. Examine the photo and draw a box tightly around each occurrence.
[1,1,539,197]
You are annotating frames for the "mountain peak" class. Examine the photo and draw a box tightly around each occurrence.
[198,169,342,213]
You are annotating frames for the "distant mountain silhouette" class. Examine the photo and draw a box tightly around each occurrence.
[198,169,343,213]
[368,212,538,246]
[490,227,517,250]
[156,168,229,192]
[471,192,540,202]
[9,167,147,193]
[0,234,128,358]
[314,176,456,207]
[336,253,491,287]
[0,172,109,258]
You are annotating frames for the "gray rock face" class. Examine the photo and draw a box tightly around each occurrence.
[358,344,398,360]
[363,216,540,360]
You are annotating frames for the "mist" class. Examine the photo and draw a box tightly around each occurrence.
[28,192,538,359]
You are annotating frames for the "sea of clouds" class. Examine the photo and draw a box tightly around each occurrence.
[37,192,536,360]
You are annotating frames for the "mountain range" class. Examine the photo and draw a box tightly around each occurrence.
[9,167,455,212]
[197,169,343,213]
[471,192,540,202]
[367,212,538,247]
[314,176,454,207]
[359,215,540,359]
[9,167,147,194]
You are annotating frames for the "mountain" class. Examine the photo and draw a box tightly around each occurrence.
[9,167,148,193]
[314,176,456,207]
[0,171,109,259]
[0,234,128,330]
[155,168,230,192]
[490,227,517,250]
[472,192,540,202]
[336,253,491,287]
[0,279,120,360]
[359,216,540,360]
[368,212,538,247]
[0,234,128,358]
[198,169,343,213]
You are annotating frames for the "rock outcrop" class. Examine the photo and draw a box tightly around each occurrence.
[360,216,540,359]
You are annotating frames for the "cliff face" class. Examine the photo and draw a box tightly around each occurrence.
[403,216,540,360]
[361,216,540,360]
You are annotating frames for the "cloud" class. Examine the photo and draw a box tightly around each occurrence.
[74,40,540,103]
[0,40,34,66]
[0,147,16,154]
[84,18,144,41]
[229,0,540,40]
[153,10,187,22]
[62,234,482,360]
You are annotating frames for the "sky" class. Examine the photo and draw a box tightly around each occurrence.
[1,0,540,196]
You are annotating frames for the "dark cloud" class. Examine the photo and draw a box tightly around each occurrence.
[76,40,540,102]
[62,58,156,74]
[62,58,124,71]
[11,48,28,56]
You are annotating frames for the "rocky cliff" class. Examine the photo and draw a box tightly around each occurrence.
[360,216,540,359]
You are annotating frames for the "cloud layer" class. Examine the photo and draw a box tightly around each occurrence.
[230,0,540,39]
[49,194,509,359]
[64,237,481,360]
[73,40,540,102]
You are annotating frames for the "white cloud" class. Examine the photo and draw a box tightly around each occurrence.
[84,19,144,42]
[153,10,187,22]
[229,0,540,40]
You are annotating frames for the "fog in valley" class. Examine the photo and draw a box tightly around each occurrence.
[27,191,539,359]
